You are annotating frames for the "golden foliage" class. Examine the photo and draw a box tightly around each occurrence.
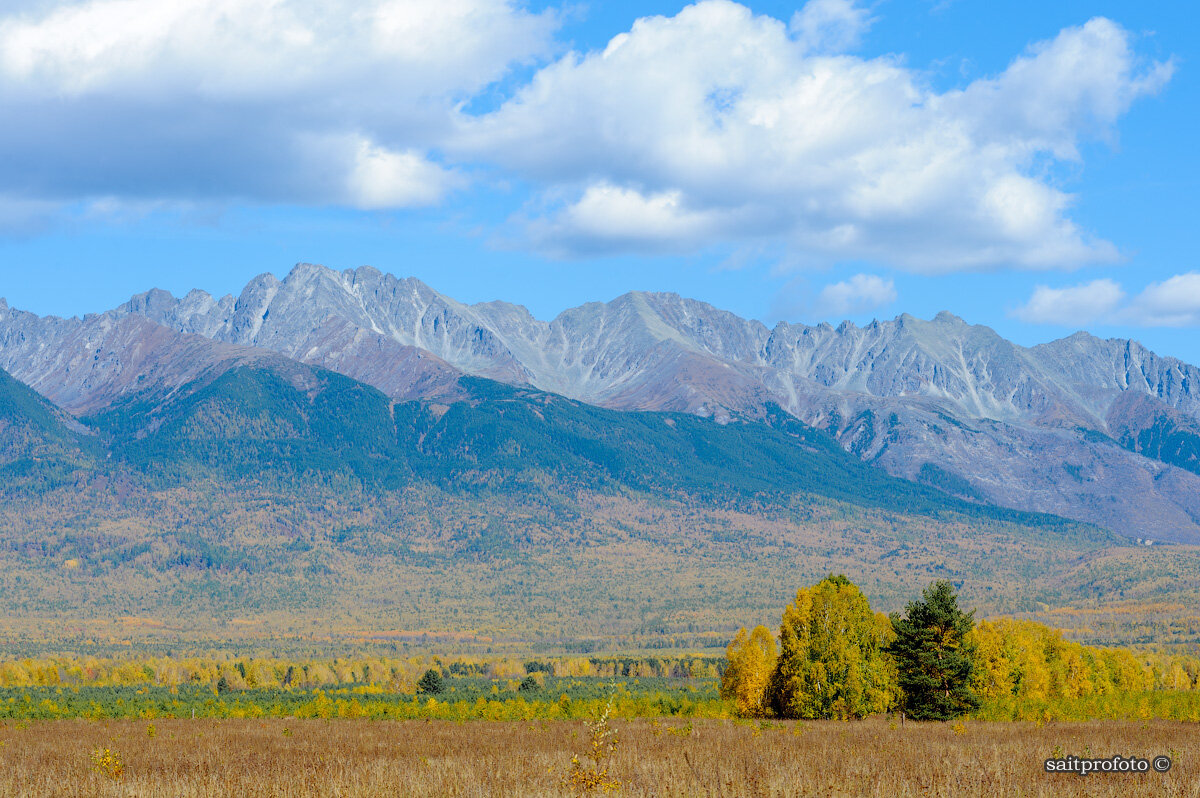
[720,626,776,717]
[769,576,898,719]
[7,474,1200,650]
[968,618,1177,707]
[565,685,622,793]
[89,747,124,781]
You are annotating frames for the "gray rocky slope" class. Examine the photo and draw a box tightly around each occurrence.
[0,298,275,415]
[5,262,1200,541]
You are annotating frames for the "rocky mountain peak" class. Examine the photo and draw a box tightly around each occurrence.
[932,310,966,325]
[120,287,178,317]
[286,261,331,281]
[8,262,1200,539]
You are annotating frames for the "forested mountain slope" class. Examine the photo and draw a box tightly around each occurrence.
[74,263,1200,541]
[5,362,1188,647]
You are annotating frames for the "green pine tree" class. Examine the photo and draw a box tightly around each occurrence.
[417,668,445,695]
[888,580,979,721]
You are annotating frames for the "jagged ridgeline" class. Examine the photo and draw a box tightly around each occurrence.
[8,265,1200,545]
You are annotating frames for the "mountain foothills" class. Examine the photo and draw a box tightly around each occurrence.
[1,263,1200,647]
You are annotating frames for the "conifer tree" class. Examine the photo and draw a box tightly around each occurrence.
[888,580,979,720]
[417,668,445,694]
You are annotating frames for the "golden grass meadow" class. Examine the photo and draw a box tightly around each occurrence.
[2,715,1197,797]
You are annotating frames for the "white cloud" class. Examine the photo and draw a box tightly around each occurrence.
[942,15,1173,161]
[0,0,555,98]
[790,0,873,54]
[816,274,897,316]
[0,0,556,208]
[1127,273,1200,327]
[525,184,731,255]
[457,3,1170,270]
[1014,274,1200,328]
[0,0,1175,272]
[345,139,461,209]
[1013,279,1125,324]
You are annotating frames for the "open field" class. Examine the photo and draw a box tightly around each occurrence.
[1,717,1196,797]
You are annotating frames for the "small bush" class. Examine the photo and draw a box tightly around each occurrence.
[90,748,124,781]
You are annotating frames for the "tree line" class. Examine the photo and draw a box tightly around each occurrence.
[721,576,1200,721]
[0,653,722,691]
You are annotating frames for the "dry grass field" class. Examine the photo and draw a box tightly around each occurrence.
[1,716,1196,797]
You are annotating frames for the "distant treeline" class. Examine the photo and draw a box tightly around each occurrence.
[0,654,722,691]
[0,679,725,722]
[0,639,1197,723]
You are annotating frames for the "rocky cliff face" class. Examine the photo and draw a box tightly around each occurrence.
[5,262,1200,540]
[116,265,774,417]
[0,299,282,415]
[109,264,1200,425]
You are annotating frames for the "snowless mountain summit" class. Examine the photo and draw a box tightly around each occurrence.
[4,262,1200,540]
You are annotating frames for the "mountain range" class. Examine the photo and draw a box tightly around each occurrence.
[5,262,1199,542]
[3,262,1200,646]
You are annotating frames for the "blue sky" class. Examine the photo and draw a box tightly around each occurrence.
[1,0,1196,361]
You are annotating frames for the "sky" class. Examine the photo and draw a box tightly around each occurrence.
[0,0,1197,362]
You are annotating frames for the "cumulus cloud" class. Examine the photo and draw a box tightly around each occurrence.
[790,0,873,54]
[0,0,556,208]
[1014,274,1200,327]
[815,274,897,316]
[770,272,895,321]
[1127,273,1200,327]
[0,0,555,98]
[0,0,1174,273]
[1013,279,1125,324]
[524,184,736,256]
[457,1,1170,270]
[345,138,462,209]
